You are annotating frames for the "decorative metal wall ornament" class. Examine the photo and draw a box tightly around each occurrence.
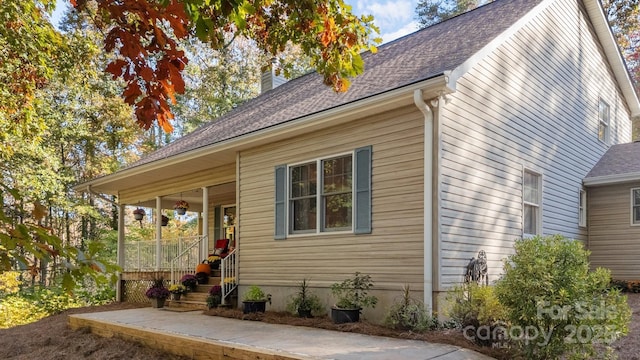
[464,249,488,286]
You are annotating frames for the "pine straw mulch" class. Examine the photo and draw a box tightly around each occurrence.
[202,307,514,360]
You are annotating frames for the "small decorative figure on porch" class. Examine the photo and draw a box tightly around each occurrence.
[464,250,488,286]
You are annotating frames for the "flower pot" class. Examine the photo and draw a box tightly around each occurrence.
[243,300,267,314]
[209,260,220,270]
[331,307,360,324]
[176,208,187,215]
[171,293,182,301]
[134,213,144,221]
[151,298,166,308]
[298,308,313,318]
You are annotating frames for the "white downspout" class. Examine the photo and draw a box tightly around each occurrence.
[414,89,434,315]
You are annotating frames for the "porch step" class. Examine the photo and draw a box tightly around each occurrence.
[168,299,209,310]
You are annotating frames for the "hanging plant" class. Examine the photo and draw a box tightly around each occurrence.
[133,208,146,221]
[161,215,169,226]
[174,200,189,215]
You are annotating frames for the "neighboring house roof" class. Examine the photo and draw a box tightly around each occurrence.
[584,142,640,186]
[122,0,543,170]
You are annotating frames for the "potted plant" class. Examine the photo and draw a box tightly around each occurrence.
[168,284,186,301]
[207,255,221,270]
[207,285,222,309]
[286,278,324,318]
[242,285,271,314]
[174,200,189,215]
[145,278,170,308]
[196,272,209,285]
[180,274,198,291]
[330,272,378,324]
[133,208,145,221]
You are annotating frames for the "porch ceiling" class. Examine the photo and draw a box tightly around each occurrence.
[132,182,236,212]
[84,150,236,196]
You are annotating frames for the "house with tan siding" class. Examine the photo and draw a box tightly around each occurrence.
[77,0,640,321]
[584,142,640,280]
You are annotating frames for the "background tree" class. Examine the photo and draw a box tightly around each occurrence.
[415,0,492,27]
[68,0,380,132]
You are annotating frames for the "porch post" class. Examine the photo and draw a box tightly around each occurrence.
[156,196,162,271]
[116,203,125,302]
[201,187,209,260]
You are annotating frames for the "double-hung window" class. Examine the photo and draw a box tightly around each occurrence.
[274,146,371,238]
[289,155,353,233]
[523,170,541,236]
[632,188,640,225]
[598,99,610,143]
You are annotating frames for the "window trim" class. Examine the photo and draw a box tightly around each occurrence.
[522,169,542,237]
[578,189,587,228]
[598,98,610,144]
[631,188,640,226]
[287,151,355,236]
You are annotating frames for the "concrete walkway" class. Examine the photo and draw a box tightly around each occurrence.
[69,308,494,360]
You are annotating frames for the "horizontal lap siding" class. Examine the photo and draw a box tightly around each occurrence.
[588,184,640,280]
[439,0,632,287]
[238,106,425,291]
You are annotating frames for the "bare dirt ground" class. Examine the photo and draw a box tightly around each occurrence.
[0,294,638,360]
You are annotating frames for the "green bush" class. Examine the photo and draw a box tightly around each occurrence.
[494,235,631,359]
[384,285,436,332]
[0,296,48,329]
[445,282,507,346]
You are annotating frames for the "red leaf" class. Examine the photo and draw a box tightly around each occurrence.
[105,60,128,78]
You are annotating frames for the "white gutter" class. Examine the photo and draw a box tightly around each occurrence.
[76,76,449,191]
[414,89,434,315]
[583,172,640,186]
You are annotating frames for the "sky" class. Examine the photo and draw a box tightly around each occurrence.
[51,0,421,44]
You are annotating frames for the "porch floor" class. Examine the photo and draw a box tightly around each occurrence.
[68,308,493,360]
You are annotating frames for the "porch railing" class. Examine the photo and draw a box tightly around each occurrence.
[221,248,237,305]
[124,236,203,271]
[170,235,207,285]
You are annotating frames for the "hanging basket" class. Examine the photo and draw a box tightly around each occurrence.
[161,215,169,226]
[175,208,187,215]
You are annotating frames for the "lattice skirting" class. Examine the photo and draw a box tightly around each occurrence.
[122,279,170,304]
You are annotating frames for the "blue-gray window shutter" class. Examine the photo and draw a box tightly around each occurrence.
[213,205,221,239]
[274,165,286,239]
[354,146,372,234]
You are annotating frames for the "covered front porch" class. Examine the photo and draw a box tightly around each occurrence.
[108,179,238,307]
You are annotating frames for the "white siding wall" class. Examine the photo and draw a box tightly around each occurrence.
[439,0,633,287]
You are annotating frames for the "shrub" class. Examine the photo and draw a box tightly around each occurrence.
[286,279,324,317]
[331,272,378,310]
[384,284,436,332]
[445,282,506,346]
[494,235,631,359]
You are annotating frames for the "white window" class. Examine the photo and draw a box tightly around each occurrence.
[579,189,587,227]
[598,99,610,143]
[289,154,353,234]
[523,170,542,236]
[632,188,640,225]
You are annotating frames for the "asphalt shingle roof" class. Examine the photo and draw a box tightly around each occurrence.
[585,142,640,179]
[127,0,543,170]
